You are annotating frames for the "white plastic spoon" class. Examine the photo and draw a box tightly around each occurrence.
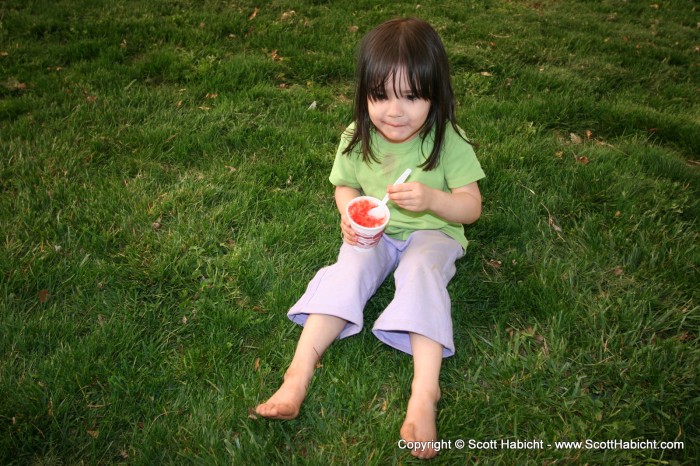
[368,168,412,218]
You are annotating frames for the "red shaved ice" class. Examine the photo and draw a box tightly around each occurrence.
[348,199,386,228]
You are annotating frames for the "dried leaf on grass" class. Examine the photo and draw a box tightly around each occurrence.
[280,10,295,21]
[570,132,583,144]
[1,77,26,91]
[269,49,283,61]
[574,154,590,165]
[541,202,563,238]
[486,259,502,268]
[548,216,562,232]
[506,326,549,355]
[38,289,50,303]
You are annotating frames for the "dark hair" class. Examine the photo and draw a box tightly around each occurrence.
[343,18,461,171]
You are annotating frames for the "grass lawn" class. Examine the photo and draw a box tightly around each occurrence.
[1,0,698,464]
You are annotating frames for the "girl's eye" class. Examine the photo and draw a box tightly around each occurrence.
[405,94,417,102]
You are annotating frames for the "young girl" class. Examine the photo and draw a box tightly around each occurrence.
[256,18,485,460]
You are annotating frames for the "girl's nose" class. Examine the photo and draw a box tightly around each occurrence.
[387,97,403,116]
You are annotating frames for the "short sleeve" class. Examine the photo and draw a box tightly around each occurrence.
[443,126,485,189]
[329,124,362,189]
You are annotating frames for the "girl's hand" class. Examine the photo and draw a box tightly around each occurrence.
[389,181,482,224]
[387,182,434,213]
[340,214,358,245]
[335,186,362,245]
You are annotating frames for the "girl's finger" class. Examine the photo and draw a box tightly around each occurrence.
[387,183,412,193]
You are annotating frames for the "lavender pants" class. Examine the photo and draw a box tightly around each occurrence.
[288,230,464,358]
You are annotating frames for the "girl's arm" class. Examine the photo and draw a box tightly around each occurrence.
[335,185,362,244]
[387,181,482,225]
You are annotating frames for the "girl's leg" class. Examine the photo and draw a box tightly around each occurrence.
[372,231,463,357]
[260,241,398,420]
[256,313,347,420]
[400,332,443,460]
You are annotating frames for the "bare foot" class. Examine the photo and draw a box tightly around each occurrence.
[400,389,440,459]
[255,370,309,420]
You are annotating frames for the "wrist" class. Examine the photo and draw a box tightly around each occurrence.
[427,187,443,212]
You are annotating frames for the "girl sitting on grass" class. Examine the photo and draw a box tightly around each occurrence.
[256,17,485,460]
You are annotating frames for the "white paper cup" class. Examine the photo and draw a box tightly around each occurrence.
[346,196,390,251]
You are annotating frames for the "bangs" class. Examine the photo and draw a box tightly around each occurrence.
[360,22,439,102]
[365,62,431,101]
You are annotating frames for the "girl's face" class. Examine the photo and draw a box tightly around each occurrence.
[367,69,431,144]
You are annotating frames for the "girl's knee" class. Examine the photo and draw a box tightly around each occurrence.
[397,233,461,280]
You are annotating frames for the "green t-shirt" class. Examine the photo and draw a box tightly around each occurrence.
[329,123,486,250]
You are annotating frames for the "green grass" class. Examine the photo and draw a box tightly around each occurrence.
[1,0,698,464]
